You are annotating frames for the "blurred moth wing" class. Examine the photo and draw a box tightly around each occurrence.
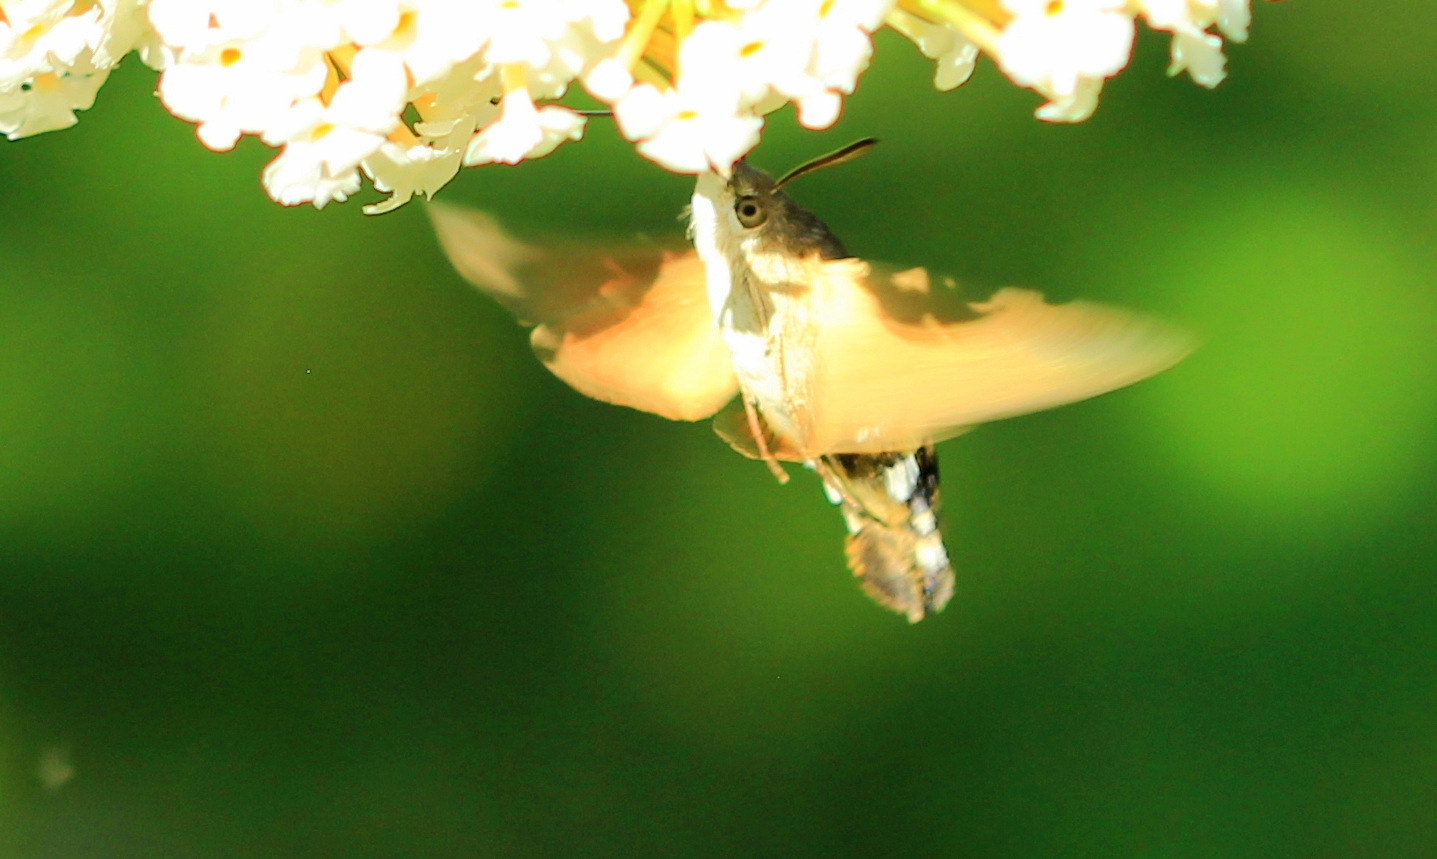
[792,261,1196,455]
[428,201,738,422]
[708,263,1191,458]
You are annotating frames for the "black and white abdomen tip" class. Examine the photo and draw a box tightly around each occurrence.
[815,446,955,622]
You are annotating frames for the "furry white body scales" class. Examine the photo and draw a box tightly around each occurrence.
[689,172,805,447]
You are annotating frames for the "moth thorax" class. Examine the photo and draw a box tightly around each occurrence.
[740,245,819,289]
[688,177,740,322]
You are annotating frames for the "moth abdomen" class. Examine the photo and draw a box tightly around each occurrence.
[818,446,955,623]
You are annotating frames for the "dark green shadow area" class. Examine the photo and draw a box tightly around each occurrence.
[1,4,1435,857]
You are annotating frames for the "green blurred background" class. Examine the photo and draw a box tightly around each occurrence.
[2,4,1435,856]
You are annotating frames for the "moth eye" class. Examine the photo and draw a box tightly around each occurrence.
[735,196,767,228]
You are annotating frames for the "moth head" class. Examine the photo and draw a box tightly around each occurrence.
[692,138,879,264]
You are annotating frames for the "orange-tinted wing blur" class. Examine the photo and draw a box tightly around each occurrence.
[428,202,737,422]
[794,260,1195,455]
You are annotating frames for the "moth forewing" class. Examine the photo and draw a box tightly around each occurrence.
[429,202,738,422]
[427,201,543,318]
[799,265,1197,455]
[531,252,739,421]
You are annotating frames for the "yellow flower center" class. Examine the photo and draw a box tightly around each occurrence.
[32,73,61,93]
[394,10,418,38]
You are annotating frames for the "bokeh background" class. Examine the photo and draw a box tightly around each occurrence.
[2,3,1435,856]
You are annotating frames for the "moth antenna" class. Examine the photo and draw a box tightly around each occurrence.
[773,137,879,192]
[574,109,614,117]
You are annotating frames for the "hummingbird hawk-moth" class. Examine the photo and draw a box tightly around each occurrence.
[429,140,1191,622]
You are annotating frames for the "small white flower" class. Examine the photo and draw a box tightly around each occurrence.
[1033,74,1102,122]
[1168,25,1226,88]
[255,49,406,207]
[156,27,329,151]
[0,0,146,138]
[611,81,668,141]
[364,141,464,215]
[363,112,475,215]
[91,0,151,69]
[0,0,100,84]
[0,69,108,139]
[475,0,568,69]
[1213,0,1251,42]
[933,40,979,91]
[615,82,762,174]
[678,17,812,108]
[526,24,598,99]
[807,0,891,94]
[582,56,633,101]
[566,0,630,43]
[525,0,629,97]
[323,0,405,48]
[146,0,276,53]
[886,8,978,92]
[995,0,1134,120]
[262,102,385,182]
[262,144,364,208]
[261,52,403,154]
[326,47,409,131]
[361,3,488,89]
[1135,0,1248,88]
[464,85,585,166]
[795,88,842,129]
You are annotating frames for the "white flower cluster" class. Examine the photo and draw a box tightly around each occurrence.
[147,0,629,212]
[1,0,1253,212]
[895,0,1251,122]
[0,0,151,139]
[595,0,892,173]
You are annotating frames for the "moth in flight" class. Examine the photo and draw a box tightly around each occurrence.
[429,140,1192,622]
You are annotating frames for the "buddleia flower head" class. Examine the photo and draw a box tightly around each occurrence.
[0,0,1254,211]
